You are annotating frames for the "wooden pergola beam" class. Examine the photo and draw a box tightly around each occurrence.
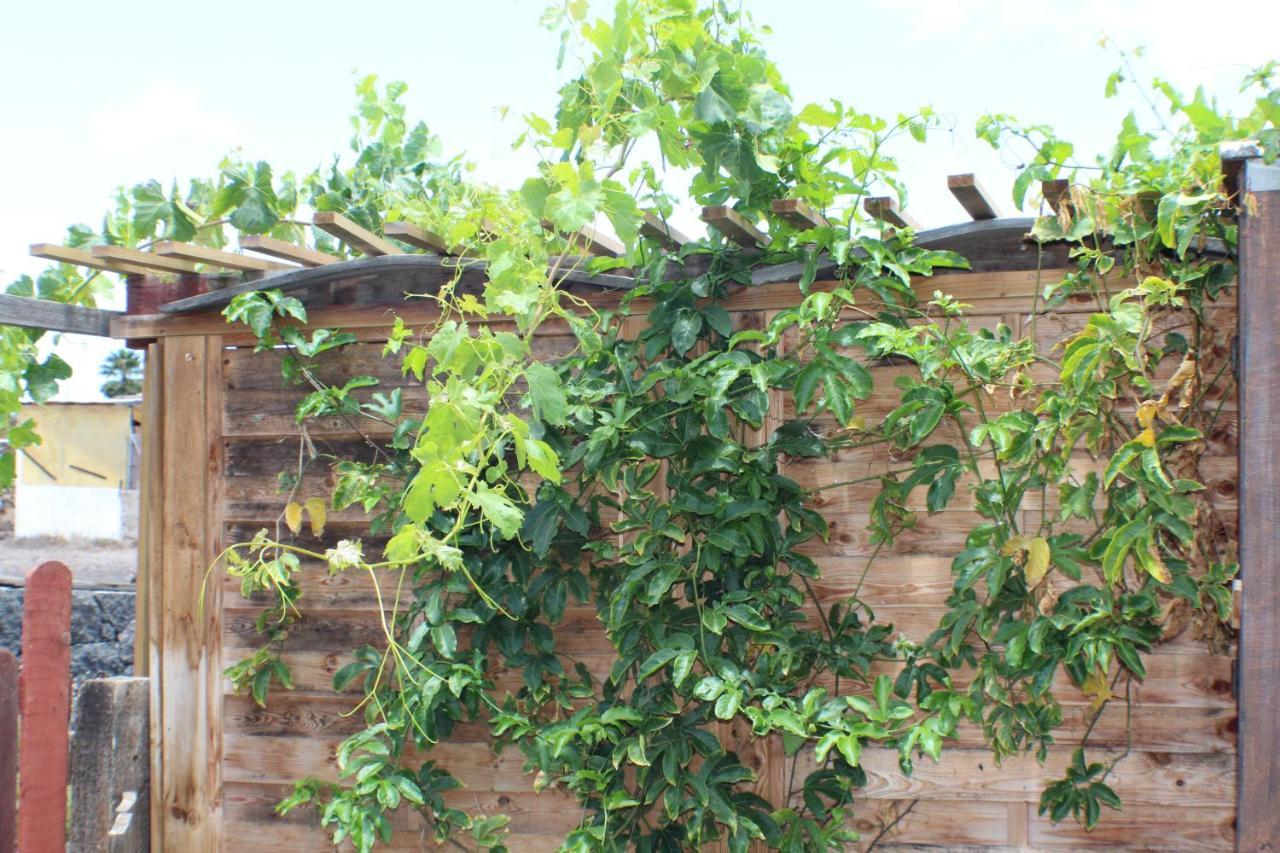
[30,244,152,276]
[771,199,829,230]
[540,221,624,258]
[639,212,691,251]
[153,241,294,272]
[90,246,197,275]
[0,294,121,336]
[947,174,1000,220]
[1042,179,1071,214]
[313,212,403,256]
[238,236,339,267]
[863,196,919,230]
[384,221,458,255]
[701,206,769,248]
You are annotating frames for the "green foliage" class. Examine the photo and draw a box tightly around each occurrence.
[99,348,143,398]
[9,1,1268,849]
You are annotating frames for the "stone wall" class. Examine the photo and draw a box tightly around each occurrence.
[0,585,135,679]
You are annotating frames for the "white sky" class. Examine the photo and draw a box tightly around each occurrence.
[3,0,1277,400]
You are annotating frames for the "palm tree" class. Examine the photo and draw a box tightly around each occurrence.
[100,349,143,398]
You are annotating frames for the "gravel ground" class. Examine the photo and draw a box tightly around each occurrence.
[0,536,137,587]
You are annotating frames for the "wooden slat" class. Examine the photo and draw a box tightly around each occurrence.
[134,342,160,676]
[1237,154,1280,850]
[701,205,769,247]
[0,650,16,853]
[383,221,456,255]
[144,342,164,853]
[91,245,198,274]
[820,747,1235,807]
[1028,805,1235,850]
[864,196,919,229]
[18,561,72,853]
[153,241,294,272]
[30,243,152,276]
[0,293,122,336]
[313,212,403,256]
[238,235,339,267]
[1042,179,1071,214]
[69,678,150,852]
[771,198,829,229]
[157,335,223,849]
[639,211,692,250]
[540,221,624,257]
[947,173,1000,220]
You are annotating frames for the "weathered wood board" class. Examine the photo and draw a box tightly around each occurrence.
[207,267,1238,850]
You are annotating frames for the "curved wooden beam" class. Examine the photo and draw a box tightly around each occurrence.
[158,253,636,314]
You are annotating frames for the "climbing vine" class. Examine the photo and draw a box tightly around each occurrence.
[8,1,1277,850]
[217,10,1272,848]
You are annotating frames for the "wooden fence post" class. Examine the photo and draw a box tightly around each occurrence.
[1235,150,1280,851]
[17,560,72,853]
[0,649,17,853]
[69,677,150,852]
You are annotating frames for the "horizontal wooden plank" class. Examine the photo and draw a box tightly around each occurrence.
[154,241,295,272]
[639,211,692,250]
[947,174,1001,221]
[383,221,456,255]
[91,245,197,274]
[313,212,403,256]
[29,243,153,275]
[1026,803,1234,850]
[224,688,1234,756]
[225,780,576,850]
[238,235,339,267]
[865,196,919,229]
[0,294,122,336]
[772,198,830,230]
[834,747,1234,807]
[702,206,769,248]
[222,599,1232,703]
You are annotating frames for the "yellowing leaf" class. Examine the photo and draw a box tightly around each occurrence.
[1134,427,1156,447]
[1000,534,1031,560]
[1081,667,1113,711]
[1140,545,1172,584]
[1136,400,1158,429]
[1025,537,1051,587]
[305,497,327,537]
[284,501,303,535]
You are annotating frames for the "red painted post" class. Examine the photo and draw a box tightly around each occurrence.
[0,649,17,853]
[17,561,72,853]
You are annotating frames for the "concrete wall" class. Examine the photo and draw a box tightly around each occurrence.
[14,484,124,540]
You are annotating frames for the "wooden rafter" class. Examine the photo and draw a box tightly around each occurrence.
[701,206,769,248]
[313,212,403,256]
[540,221,624,258]
[384,221,458,255]
[639,212,691,251]
[153,242,295,272]
[0,294,121,336]
[238,236,339,267]
[29,244,152,276]
[947,174,1000,220]
[863,196,919,230]
[771,199,829,230]
[1042,179,1071,214]
[90,246,197,275]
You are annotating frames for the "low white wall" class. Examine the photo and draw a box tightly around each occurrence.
[14,484,123,540]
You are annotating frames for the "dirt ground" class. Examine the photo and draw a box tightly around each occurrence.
[0,535,136,587]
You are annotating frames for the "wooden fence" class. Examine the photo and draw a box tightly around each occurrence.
[213,268,1238,851]
[0,561,149,853]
